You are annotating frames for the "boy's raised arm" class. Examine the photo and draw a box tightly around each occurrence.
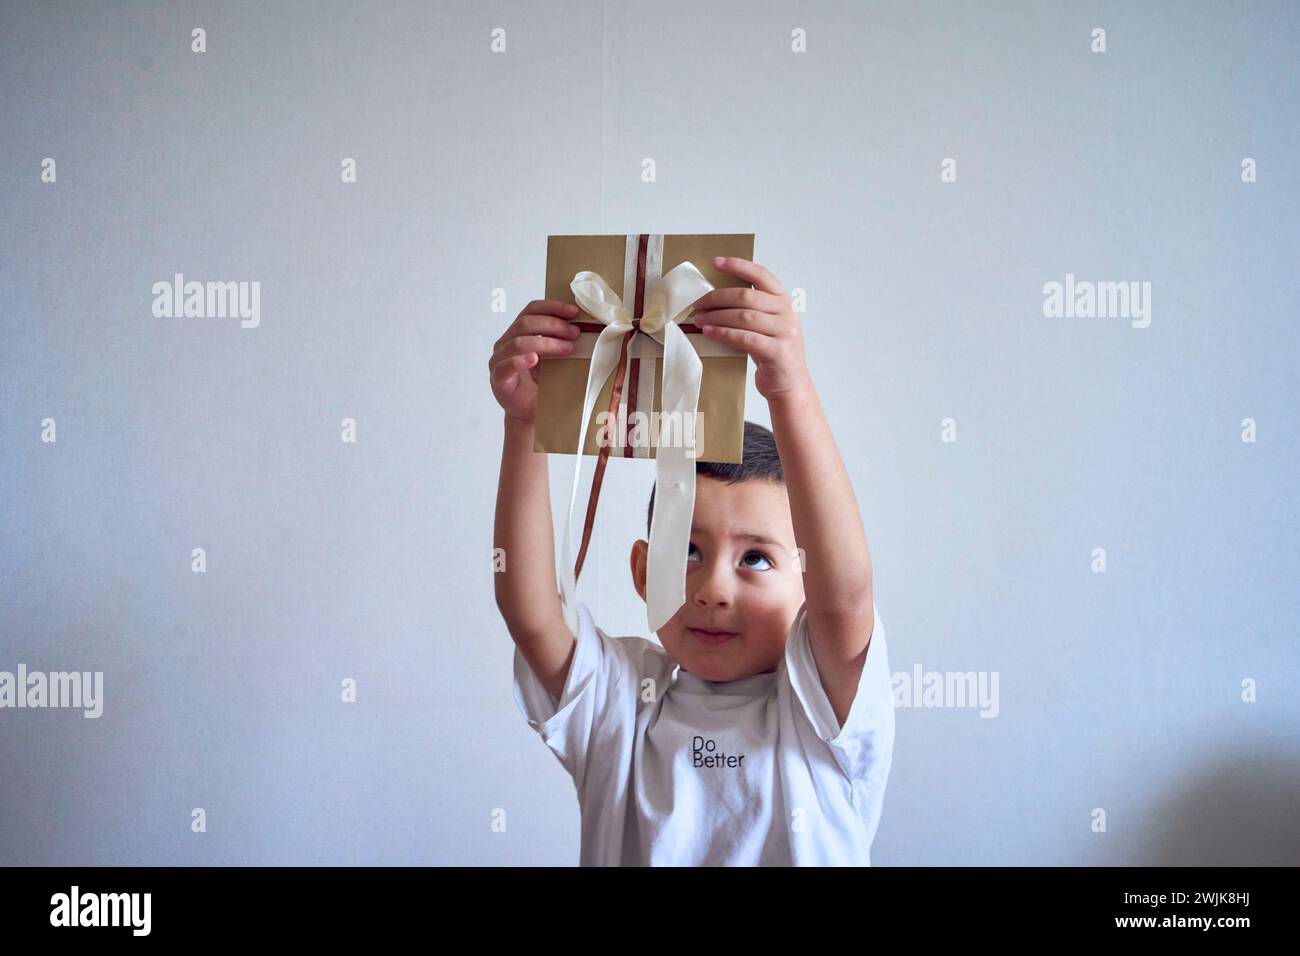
[689,258,876,726]
[490,300,584,701]
[766,384,876,687]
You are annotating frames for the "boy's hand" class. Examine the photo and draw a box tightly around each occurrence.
[690,257,812,400]
[489,299,583,424]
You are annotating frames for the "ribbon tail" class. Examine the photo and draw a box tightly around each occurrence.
[574,327,634,577]
[644,319,704,634]
[558,322,633,636]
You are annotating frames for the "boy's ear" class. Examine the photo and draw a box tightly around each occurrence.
[630,539,649,602]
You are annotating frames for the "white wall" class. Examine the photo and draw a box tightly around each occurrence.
[1,0,1297,865]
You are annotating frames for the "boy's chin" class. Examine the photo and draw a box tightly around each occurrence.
[682,660,740,681]
[673,646,754,682]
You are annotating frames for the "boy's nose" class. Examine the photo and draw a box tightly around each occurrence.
[690,562,734,608]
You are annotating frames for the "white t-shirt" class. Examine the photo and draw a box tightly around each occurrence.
[512,599,895,866]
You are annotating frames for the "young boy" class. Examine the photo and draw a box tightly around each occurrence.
[490,256,894,865]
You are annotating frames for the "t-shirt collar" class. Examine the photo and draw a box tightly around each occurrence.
[671,665,779,696]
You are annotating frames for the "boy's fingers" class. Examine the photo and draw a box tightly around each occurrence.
[697,323,774,360]
[495,314,580,352]
[490,351,536,388]
[691,286,786,315]
[692,308,785,336]
[524,299,580,316]
[714,257,787,297]
[488,342,535,384]
[513,314,582,341]
[497,303,580,349]
[490,332,568,375]
[504,333,576,361]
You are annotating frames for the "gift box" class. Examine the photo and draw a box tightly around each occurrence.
[533,233,753,462]
[535,232,755,636]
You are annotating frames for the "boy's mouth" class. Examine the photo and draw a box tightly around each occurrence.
[688,627,738,645]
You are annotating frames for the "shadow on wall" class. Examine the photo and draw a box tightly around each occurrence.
[1137,745,1300,865]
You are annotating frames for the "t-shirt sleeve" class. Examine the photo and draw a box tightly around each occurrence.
[511,601,635,791]
[783,600,895,786]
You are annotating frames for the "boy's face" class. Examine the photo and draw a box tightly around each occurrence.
[631,476,805,681]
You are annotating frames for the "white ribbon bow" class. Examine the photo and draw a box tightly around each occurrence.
[557,236,716,636]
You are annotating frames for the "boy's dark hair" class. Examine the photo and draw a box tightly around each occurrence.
[646,420,784,536]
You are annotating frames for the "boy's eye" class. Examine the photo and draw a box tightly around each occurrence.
[685,544,773,571]
[686,546,774,567]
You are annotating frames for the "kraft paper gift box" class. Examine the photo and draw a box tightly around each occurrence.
[532,232,755,636]
[533,233,753,462]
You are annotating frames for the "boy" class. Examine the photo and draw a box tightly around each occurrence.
[490,256,894,865]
